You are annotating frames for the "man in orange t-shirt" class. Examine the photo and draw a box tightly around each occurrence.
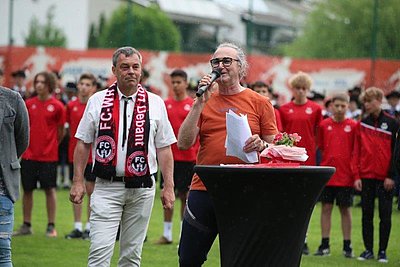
[177,43,278,266]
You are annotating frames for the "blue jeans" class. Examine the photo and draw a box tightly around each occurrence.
[0,196,13,267]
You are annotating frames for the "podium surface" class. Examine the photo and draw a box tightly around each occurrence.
[195,165,335,267]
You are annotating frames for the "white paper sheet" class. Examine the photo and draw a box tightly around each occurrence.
[225,110,258,163]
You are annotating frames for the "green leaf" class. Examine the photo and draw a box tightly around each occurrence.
[24,5,67,48]
[282,0,400,59]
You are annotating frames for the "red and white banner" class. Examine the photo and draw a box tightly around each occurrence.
[1,46,399,102]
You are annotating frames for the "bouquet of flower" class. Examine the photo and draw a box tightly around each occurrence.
[260,132,308,163]
[273,132,301,147]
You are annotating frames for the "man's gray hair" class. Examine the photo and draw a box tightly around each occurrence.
[112,47,142,66]
[215,42,249,80]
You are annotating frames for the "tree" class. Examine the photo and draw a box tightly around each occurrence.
[88,13,106,48]
[98,13,106,38]
[98,3,180,51]
[283,0,400,59]
[25,5,67,47]
[88,23,98,48]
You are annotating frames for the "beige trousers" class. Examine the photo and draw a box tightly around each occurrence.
[88,177,155,267]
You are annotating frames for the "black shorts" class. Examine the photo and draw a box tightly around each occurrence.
[160,161,195,194]
[68,163,96,182]
[21,160,57,191]
[319,186,353,207]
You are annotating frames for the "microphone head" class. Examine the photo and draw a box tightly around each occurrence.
[211,68,222,78]
[195,68,223,97]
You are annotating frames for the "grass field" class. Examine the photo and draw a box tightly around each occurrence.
[12,185,400,266]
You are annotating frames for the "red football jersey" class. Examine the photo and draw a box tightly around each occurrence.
[66,99,92,164]
[165,97,198,162]
[279,100,323,165]
[22,96,66,162]
[318,118,359,186]
[274,108,283,132]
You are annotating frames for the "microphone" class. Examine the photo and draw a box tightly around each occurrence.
[196,68,222,97]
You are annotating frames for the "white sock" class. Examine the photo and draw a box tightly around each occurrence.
[163,222,173,241]
[85,222,91,231]
[74,222,83,232]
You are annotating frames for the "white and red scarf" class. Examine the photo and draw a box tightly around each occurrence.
[93,82,152,188]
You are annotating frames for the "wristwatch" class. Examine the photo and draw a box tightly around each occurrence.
[260,140,268,151]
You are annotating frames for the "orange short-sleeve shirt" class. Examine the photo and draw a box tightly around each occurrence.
[190,89,278,191]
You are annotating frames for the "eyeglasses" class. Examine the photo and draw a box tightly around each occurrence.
[210,57,239,68]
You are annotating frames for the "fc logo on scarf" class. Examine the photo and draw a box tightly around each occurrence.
[95,136,116,163]
[127,151,148,176]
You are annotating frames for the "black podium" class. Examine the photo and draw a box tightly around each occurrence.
[195,165,335,267]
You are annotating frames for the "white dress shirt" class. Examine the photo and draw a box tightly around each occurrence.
[75,86,176,176]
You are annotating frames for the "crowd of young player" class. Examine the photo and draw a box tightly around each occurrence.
[6,65,400,264]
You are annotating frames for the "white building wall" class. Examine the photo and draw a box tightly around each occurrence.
[88,0,121,25]
[0,0,90,50]
[217,7,245,46]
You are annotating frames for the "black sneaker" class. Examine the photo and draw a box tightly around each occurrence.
[343,248,354,258]
[314,246,330,256]
[357,250,374,261]
[65,229,83,239]
[377,250,388,263]
[82,230,90,240]
[302,243,310,255]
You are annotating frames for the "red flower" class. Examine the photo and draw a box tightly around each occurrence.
[273,132,301,147]
[274,132,284,142]
[289,133,301,143]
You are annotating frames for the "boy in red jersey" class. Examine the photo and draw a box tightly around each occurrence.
[314,93,359,258]
[14,71,66,237]
[279,71,322,254]
[156,69,199,244]
[279,72,323,166]
[65,73,97,240]
[251,81,283,131]
[354,87,399,263]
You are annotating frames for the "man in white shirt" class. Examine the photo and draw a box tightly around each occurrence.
[69,46,176,266]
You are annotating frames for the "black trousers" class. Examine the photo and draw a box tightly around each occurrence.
[361,178,393,252]
[178,191,218,267]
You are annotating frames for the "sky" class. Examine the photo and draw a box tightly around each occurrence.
[0,0,89,50]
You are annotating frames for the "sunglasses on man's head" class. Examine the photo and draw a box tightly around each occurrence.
[210,57,239,68]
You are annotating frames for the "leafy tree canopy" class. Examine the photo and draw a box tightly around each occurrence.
[88,13,106,48]
[283,0,400,59]
[98,4,181,51]
[25,5,67,47]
